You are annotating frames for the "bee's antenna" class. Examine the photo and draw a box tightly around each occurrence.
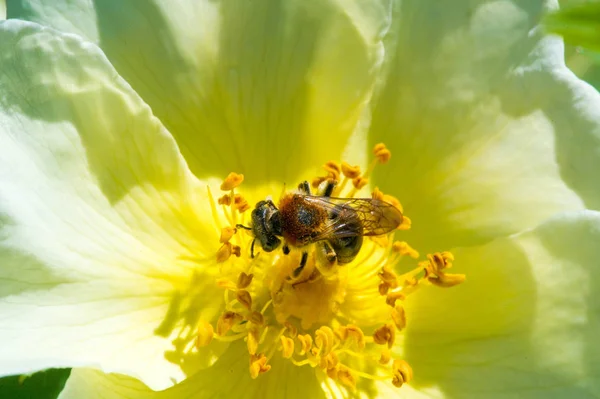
[236,224,252,231]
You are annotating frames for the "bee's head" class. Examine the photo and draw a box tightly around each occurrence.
[251,200,282,252]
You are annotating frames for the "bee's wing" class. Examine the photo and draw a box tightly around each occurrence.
[302,196,403,242]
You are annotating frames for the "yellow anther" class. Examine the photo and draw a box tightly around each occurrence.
[233,195,250,213]
[344,325,365,350]
[217,194,232,206]
[284,322,298,338]
[428,252,454,272]
[395,216,410,230]
[311,176,328,189]
[392,359,413,388]
[392,241,419,258]
[378,282,390,295]
[237,272,254,289]
[373,324,396,348]
[231,245,241,257]
[386,291,405,307]
[391,305,406,331]
[216,311,243,336]
[219,226,236,243]
[429,273,466,288]
[323,161,341,176]
[247,326,260,355]
[297,334,313,355]
[220,172,244,191]
[326,367,338,380]
[372,187,384,201]
[249,311,264,326]
[236,290,252,310]
[196,321,214,348]
[378,267,398,287]
[337,365,357,388]
[352,176,368,190]
[216,242,233,263]
[280,336,295,359]
[324,351,339,370]
[315,326,335,355]
[249,354,271,379]
[373,143,391,164]
[379,350,392,365]
[341,162,361,179]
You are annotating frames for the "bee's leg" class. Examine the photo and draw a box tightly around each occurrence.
[298,181,311,195]
[282,243,290,255]
[315,241,338,276]
[292,251,309,277]
[250,238,256,259]
[322,180,336,197]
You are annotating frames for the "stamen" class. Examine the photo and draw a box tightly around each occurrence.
[341,162,361,179]
[249,354,271,379]
[391,360,413,388]
[203,156,465,391]
[221,172,244,191]
[237,272,254,289]
[220,227,236,243]
[373,324,396,348]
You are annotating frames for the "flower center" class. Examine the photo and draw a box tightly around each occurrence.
[198,143,465,391]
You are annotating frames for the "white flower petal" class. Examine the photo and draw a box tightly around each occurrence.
[369,0,591,252]
[58,343,326,399]
[0,20,222,390]
[403,210,600,397]
[8,0,392,183]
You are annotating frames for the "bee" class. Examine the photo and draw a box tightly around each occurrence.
[237,180,403,276]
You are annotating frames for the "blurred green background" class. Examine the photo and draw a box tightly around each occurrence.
[0,370,70,399]
[1,0,600,398]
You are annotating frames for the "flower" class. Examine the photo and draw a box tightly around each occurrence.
[1,1,600,398]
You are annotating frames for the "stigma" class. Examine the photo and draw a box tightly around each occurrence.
[199,143,465,392]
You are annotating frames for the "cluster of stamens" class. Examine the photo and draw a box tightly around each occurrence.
[197,143,465,392]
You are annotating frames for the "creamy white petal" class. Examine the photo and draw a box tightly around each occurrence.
[403,211,600,397]
[59,342,326,399]
[369,0,591,252]
[8,0,392,183]
[0,20,222,390]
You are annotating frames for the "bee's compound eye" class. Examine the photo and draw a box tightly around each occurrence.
[261,235,281,252]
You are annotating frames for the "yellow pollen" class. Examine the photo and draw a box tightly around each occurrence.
[323,161,342,180]
[236,290,252,310]
[373,143,392,164]
[249,354,271,379]
[352,176,369,190]
[392,360,413,388]
[341,162,361,179]
[220,172,244,191]
[392,241,419,258]
[216,242,233,263]
[216,311,243,336]
[201,143,465,391]
[373,324,396,348]
[391,305,407,331]
[219,227,236,243]
[280,336,295,358]
[237,272,254,289]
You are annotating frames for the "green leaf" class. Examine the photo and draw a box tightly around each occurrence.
[544,1,600,52]
[0,369,71,399]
